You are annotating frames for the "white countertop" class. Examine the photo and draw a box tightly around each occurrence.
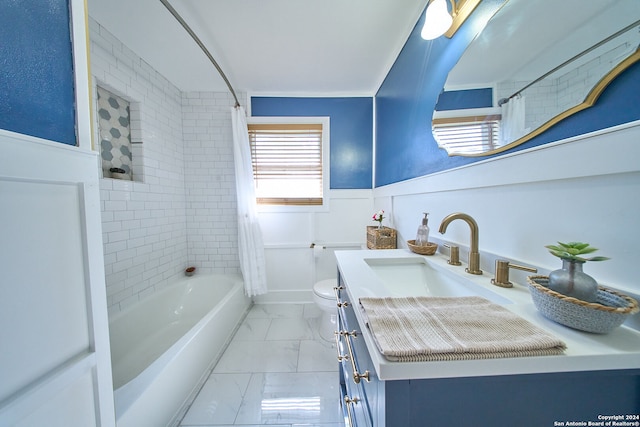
[335,249,640,381]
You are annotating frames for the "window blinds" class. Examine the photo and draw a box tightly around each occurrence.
[432,115,501,154]
[247,123,323,205]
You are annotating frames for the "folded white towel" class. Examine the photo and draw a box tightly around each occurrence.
[359,296,566,362]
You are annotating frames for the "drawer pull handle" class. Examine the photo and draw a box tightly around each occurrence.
[342,330,370,384]
[334,286,349,307]
[344,395,359,427]
[334,331,348,362]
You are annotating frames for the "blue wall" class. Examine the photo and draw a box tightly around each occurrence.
[435,88,493,111]
[375,0,640,187]
[251,97,373,189]
[0,0,77,145]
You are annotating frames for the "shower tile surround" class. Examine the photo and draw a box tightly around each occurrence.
[182,93,240,271]
[90,18,241,315]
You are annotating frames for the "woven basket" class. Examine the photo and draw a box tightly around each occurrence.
[367,226,397,249]
[407,240,438,255]
[526,276,639,334]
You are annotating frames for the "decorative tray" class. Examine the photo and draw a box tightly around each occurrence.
[407,240,438,255]
[526,276,638,334]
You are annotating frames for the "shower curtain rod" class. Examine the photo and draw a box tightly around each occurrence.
[498,19,640,106]
[159,0,241,108]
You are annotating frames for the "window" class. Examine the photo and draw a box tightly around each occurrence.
[248,121,327,206]
[432,114,501,155]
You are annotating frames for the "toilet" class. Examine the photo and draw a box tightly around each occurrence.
[312,278,338,341]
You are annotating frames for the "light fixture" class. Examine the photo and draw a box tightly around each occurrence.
[420,0,482,40]
[421,0,453,40]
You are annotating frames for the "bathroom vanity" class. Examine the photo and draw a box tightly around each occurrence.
[335,250,640,427]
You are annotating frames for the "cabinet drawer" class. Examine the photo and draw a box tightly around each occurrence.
[335,286,370,385]
[340,360,372,427]
[338,314,373,427]
[336,278,377,427]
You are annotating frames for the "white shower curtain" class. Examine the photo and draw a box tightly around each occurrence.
[231,106,267,297]
[500,95,528,146]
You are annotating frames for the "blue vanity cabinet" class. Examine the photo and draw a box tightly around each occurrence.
[338,277,408,427]
[336,272,640,427]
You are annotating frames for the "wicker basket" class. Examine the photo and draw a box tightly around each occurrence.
[367,226,397,249]
[407,240,438,255]
[526,276,639,334]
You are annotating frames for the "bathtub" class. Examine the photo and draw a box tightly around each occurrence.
[109,273,251,427]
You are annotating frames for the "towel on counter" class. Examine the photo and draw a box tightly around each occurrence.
[359,296,566,362]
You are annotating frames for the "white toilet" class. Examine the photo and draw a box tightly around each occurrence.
[312,278,338,341]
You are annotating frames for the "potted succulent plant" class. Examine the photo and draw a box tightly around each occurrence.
[545,241,610,303]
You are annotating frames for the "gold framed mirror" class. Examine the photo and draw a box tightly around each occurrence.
[433,0,640,157]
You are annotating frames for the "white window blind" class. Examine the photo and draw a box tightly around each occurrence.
[432,114,501,154]
[247,123,323,206]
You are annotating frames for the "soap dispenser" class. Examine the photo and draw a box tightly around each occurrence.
[415,213,430,246]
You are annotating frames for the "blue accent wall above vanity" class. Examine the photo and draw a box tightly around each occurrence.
[375,0,640,187]
[251,96,374,189]
[435,88,493,111]
[0,0,77,145]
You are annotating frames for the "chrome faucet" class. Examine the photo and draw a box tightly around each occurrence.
[438,213,482,275]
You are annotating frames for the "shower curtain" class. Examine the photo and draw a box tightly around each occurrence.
[500,95,528,146]
[231,106,267,297]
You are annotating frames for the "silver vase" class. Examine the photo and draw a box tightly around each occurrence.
[548,259,598,303]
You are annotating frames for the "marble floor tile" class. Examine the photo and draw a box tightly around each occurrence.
[180,304,342,427]
[266,318,315,341]
[297,340,338,373]
[234,372,341,425]
[246,303,305,319]
[303,315,328,342]
[233,317,271,341]
[303,302,323,319]
[189,425,291,427]
[203,425,291,427]
[182,423,342,427]
[180,373,251,426]
[213,340,300,374]
[294,424,345,427]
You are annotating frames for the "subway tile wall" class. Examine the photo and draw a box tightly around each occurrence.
[90,18,240,315]
[182,92,241,274]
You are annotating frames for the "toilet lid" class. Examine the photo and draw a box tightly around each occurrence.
[313,278,337,299]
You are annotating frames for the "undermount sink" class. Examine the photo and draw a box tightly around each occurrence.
[364,257,512,305]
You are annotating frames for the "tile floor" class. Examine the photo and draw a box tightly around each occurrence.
[179,303,344,427]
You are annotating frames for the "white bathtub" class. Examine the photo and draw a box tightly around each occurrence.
[109,273,251,427]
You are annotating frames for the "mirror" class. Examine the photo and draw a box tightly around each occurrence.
[433,0,640,157]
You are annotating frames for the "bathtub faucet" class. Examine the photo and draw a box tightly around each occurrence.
[438,212,482,275]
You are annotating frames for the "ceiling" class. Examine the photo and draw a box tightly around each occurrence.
[87,0,639,98]
[446,0,639,88]
[87,0,428,95]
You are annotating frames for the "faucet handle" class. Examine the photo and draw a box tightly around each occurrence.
[491,260,537,288]
[443,244,462,266]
